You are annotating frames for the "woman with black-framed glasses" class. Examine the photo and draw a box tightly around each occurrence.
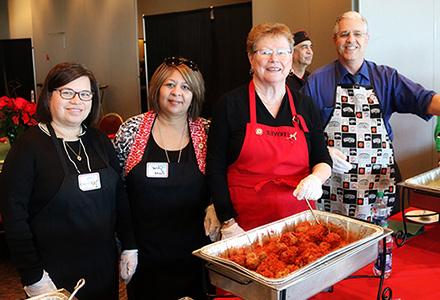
[114,57,217,299]
[0,62,137,299]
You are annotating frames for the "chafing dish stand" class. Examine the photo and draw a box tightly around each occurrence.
[203,228,393,300]
[395,174,440,247]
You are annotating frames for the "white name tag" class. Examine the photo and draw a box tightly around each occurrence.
[146,162,168,178]
[78,172,101,191]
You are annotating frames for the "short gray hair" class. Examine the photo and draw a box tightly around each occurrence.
[333,11,368,36]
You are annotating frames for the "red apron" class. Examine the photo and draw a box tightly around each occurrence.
[227,81,312,231]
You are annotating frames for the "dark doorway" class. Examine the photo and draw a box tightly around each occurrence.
[142,2,252,118]
[0,38,36,101]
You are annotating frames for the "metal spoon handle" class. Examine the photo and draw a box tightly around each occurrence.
[305,198,321,225]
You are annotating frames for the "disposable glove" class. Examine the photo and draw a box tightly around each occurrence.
[328,146,353,173]
[204,204,221,242]
[120,249,138,284]
[221,222,245,240]
[23,270,57,297]
[293,174,323,200]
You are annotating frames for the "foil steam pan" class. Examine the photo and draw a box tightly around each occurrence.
[193,210,383,285]
[403,167,440,193]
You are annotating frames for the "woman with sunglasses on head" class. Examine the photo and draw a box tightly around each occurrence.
[207,23,332,238]
[114,57,217,300]
[0,62,137,299]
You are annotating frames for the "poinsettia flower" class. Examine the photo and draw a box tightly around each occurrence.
[1,96,37,143]
[24,101,37,114]
[14,97,29,109]
[0,96,7,108]
[22,112,37,125]
[11,114,20,125]
[0,96,13,109]
[22,113,31,124]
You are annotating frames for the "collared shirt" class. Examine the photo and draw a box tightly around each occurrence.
[286,70,310,91]
[302,60,436,140]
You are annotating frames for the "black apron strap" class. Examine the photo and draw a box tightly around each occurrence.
[87,129,111,169]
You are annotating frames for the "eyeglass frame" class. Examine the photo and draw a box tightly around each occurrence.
[164,57,199,71]
[253,48,293,57]
[55,87,94,101]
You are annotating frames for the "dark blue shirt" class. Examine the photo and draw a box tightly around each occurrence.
[302,60,435,140]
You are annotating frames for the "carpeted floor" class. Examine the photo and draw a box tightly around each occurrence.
[0,257,26,300]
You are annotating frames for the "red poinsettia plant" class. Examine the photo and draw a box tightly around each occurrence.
[0,96,38,144]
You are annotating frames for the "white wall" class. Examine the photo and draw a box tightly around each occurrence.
[7,0,32,38]
[359,0,440,178]
[253,0,351,71]
[9,0,141,119]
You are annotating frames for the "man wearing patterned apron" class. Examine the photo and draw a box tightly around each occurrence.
[323,80,396,220]
[303,11,440,220]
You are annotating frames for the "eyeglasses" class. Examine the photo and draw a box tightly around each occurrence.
[254,48,292,57]
[336,30,367,38]
[55,88,93,101]
[164,57,199,71]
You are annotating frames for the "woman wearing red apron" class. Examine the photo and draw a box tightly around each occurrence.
[207,23,332,238]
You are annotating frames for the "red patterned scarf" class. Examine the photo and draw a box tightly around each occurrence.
[124,111,208,176]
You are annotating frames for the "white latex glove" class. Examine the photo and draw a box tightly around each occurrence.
[120,249,138,284]
[328,146,353,173]
[23,270,57,297]
[220,222,245,240]
[293,174,323,200]
[204,204,221,242]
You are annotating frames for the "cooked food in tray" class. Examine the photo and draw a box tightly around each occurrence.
[193,210,383,284]
[219,221,357,278]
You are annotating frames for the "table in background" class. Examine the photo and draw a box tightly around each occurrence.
[214,206,440,300]
[310,208,439,300]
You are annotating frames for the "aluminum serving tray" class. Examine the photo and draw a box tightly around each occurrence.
[402,167,440,194]
[193,210,383,285]
[205,230,390,300]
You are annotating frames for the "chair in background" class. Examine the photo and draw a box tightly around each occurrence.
[98,112,123,140]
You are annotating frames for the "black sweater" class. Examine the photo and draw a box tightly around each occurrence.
[0,125,136,285]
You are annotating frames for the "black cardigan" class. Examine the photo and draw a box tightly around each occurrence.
[0,126,136,284]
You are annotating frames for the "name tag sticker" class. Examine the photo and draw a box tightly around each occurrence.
[78,172,101,191]
[146,162,168,178]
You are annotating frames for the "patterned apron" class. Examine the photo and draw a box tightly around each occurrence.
[318,79,396,220]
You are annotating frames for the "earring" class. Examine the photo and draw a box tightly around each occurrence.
[249,68,254,76]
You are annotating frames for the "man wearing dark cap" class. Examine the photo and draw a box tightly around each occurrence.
[286,30,313,91]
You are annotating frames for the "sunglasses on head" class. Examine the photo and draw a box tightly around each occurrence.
[164,57,199,71]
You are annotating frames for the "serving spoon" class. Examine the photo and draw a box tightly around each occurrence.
[304,198,321,225]
[304,198,332,234]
